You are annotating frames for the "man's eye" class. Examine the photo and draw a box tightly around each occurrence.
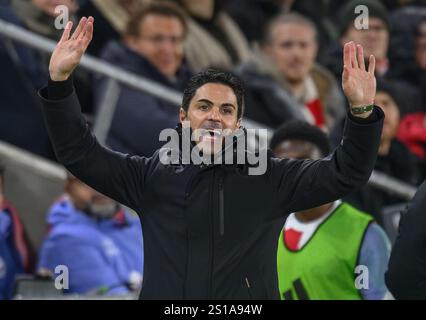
[222,108,233,114]
[280,41,293,49]
[199,105,209,111]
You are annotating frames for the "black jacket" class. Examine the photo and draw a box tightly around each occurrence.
[385,180,426,299]
[39,79,384,299]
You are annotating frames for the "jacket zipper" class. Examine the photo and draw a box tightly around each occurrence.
[218,176,225,236]
[208,171,216,298]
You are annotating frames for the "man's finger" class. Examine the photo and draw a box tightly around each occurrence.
[342,65,349,82]
[81,17,94,49]
[351,42,358,68]
[368,55,376,74]
[71,17,87,40]
[343,42,351,69]
[79,16,93,40]
[357,45,365,70]
[60,21,73,42]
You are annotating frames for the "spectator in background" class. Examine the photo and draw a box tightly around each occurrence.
[9,0,93,115]
[96,2,192,157]
[335,81,420,224]
[0,163,35,300]
[225,0,338,60]
[415,19,426,72]
[172,0,252,71]
[390,18,426,173]
[0,3,54,159]
[77,0,149,56]
[37,174,143,296]
[272,121,391,300]
[322,0,391,81]
[11,0,79,40]
[395,19,426,178]
[237,13,345,130]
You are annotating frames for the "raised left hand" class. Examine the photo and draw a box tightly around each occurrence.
[342,42,376,111]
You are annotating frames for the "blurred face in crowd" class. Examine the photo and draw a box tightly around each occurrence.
[125,14,185,78]
[32,0,79,17]
[341,17,389,61]
[273,140,322,160]
[66,177,118,219]
[416,21,426,70]
[179,83,241,155]
[375,91,400,142]
[264,22,318,84]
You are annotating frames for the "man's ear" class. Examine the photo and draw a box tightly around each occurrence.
[236,118,241,129]
[179,107,187,123]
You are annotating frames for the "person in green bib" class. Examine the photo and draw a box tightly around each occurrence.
[271,121,392,300]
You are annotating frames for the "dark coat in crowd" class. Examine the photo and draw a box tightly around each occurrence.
[236,61,306,129]
[386,180,426,299]
[343,139,419,225]
[39,75,384,299]
[96,41,192,157]
[0,5,54,159]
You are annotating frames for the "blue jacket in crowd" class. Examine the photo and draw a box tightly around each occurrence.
[0,208,24,300]
[37,197,143,295]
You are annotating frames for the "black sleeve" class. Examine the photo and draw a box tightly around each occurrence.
[385,181,426,299]
[268,106,384,219]
[348,106,379,123]
[39,80,150,213]
[48,76,74,100]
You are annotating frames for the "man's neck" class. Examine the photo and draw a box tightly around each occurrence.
[289,79,305,99]
[295,202,334,223]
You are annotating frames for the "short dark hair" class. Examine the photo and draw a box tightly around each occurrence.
[125,1,188,38]
[181,68,245,119]
[270,120,331,157]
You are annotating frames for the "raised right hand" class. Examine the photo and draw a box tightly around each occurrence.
[49,16,94,81]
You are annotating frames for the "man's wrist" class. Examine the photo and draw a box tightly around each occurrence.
[49,70,70,82]
[350,104,374,118]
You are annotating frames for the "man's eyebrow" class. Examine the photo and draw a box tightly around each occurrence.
[197,99,213,105]
[196,99,236,109]
[221,103,236,109]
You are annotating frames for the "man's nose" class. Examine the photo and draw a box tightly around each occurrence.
[208,106,221,122]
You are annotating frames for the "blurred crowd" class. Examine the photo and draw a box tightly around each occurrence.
[1,0,426,299]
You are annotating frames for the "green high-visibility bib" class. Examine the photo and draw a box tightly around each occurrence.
[277,202,373,300]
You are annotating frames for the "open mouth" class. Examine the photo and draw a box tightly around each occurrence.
[200,129,222,142]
